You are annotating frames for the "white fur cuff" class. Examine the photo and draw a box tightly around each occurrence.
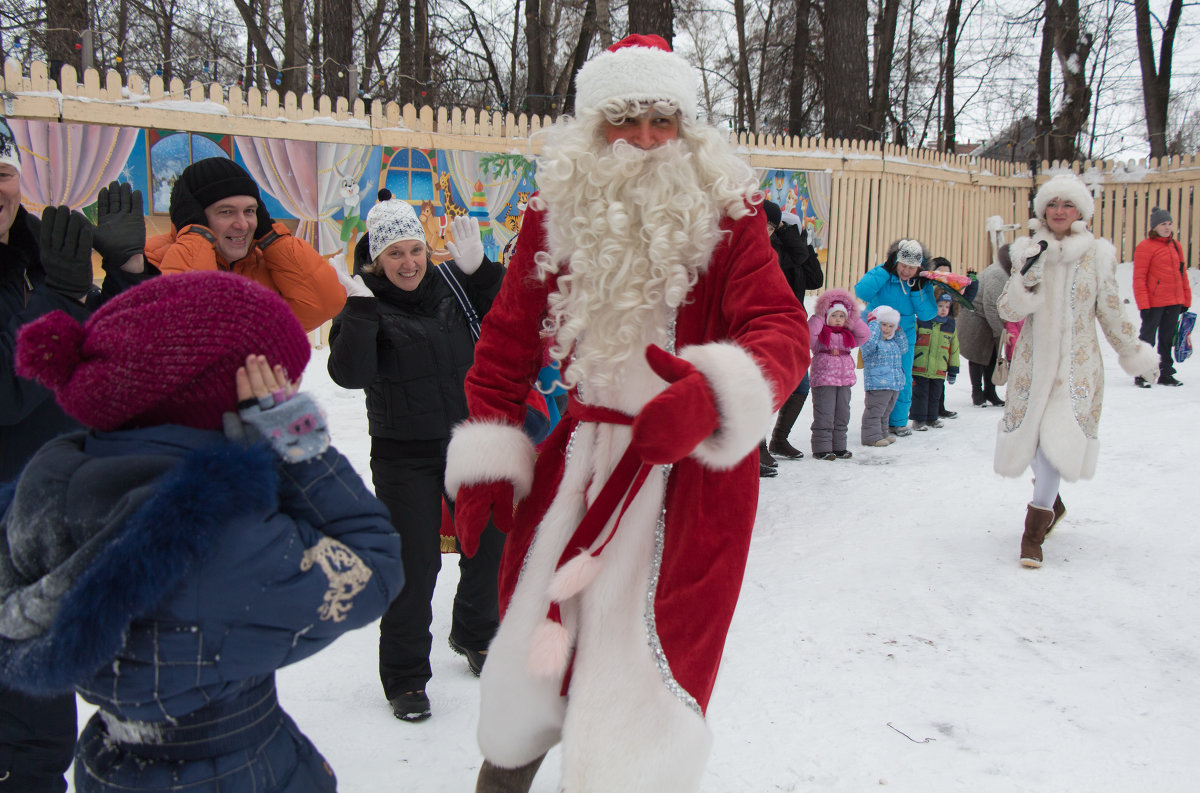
[445,420,537,499]
[1118,342,1159,378]
[679,342,774,470]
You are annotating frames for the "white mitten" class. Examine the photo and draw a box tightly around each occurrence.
[446,216,484,275]
[331,253,372,298]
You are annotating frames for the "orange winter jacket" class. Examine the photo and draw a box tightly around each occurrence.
[1133,234,1192,310]
[147,223,346,332]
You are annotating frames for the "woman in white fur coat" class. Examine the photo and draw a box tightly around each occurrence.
[995,173,1157,568]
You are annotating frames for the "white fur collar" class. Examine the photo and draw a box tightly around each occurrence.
[1028,220,1095,265]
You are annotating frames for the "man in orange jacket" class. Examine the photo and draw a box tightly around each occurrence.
[147,157,344,332]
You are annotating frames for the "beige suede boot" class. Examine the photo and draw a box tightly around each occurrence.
[1020,504,1056,568]
[474,755,546,793]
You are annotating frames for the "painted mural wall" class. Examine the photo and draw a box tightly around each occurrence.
[7,117,828,267]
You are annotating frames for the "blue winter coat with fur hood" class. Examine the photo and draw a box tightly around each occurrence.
[0,425,404,793]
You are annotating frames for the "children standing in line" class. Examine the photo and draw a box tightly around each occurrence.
[809,288,870,460]
[910,292,960,430]
[860,305,908,447]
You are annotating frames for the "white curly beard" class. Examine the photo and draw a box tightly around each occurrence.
[533,115,756,398]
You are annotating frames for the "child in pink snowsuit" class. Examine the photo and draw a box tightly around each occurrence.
[809,288,870,459]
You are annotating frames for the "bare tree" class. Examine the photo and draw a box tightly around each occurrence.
[941,0,962,152]
[734,0,755,132]
[628,0,674,45]
[786,0,813,137]
[525,0,551,114]
[45,0,88,78]
[823,0,869,140]
[867,0,901,142]
[1035,0,1094,162]
[1134,0,1184,160]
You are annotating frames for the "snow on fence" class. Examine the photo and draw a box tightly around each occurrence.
[3,60,1197,288]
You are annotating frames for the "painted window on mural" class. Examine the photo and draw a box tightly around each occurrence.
[148,132,230,213]
[383,148,435,202]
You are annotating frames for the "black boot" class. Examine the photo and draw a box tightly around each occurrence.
[769,392,807,459]
[475,755,546,793]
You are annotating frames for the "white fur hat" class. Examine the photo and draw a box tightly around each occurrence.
[1034,174,1094,221]
[366,189,425,261]
[0,118,21,174]
[575,34,699,120]
[873,305,900,326]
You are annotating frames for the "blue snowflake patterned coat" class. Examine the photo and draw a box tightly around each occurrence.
[0,425,404,793]
[860,319,910,391]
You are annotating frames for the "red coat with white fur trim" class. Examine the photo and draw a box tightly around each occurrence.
[446,202,808,785]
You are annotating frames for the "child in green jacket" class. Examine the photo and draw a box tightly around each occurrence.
[910,292,960,429]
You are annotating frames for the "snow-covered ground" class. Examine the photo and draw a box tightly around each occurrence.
[72,267,1200,792]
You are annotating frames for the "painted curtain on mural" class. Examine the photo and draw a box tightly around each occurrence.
[757,168,832,257]
[443,149,535,262]
[234,137,372,257]
[10,119,138,214]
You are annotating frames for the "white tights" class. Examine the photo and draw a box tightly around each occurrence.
[1030,445,1061,510]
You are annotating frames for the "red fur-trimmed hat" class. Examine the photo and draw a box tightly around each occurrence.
[16,271,310,431]
[574,34,699,119]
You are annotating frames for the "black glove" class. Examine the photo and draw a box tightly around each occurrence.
[93,181,145,266]
[169,177,208,231]
[39,206,95,300]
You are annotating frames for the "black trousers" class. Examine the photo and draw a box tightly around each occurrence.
[968,345,1000,400]
[910,375,945,423]
[371,451,504,699]
[1139,305,1184,377]
[0,684,75,793]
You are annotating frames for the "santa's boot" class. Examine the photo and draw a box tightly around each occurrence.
[769,392,807,459]
[475,755,546,793]
[1020,504,1056,568]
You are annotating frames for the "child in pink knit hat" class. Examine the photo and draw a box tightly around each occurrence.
[1,271,404,793]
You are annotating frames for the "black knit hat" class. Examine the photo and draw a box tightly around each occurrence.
[180,157,261,209]
[762,199,782,226]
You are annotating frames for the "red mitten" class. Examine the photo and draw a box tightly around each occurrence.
[453,480,515,557]
[630,345,721,465]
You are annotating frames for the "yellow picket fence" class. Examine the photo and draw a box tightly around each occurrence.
[3,60,1198,291]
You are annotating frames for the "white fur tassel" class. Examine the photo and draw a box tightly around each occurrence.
[527,619,573,679]
[547,553,603,602]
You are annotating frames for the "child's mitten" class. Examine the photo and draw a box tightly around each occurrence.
[225,392,330,462]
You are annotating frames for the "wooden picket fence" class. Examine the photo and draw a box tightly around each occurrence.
[3,60,1198,290]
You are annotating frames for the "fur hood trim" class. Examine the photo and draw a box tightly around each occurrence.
[813,288,860,323]
[0,441,278,695]
[883,239,930,272]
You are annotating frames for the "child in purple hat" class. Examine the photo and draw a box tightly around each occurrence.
[0,271,404,793]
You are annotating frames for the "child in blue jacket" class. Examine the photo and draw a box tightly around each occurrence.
[0,272,404,793]
[859,305,909,447]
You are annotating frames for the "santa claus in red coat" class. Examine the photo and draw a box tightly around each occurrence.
[445,34,810,793]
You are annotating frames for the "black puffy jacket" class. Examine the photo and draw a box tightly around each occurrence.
[772,222,824,303]
[326,235,504,444]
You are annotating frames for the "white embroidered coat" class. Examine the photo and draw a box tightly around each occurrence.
[994,221,1156,481]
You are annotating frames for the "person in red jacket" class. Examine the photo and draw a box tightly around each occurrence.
[146,157,345,332]
[1133,207,1192,387]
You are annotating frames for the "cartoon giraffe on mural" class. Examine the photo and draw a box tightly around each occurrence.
[438,171,469,220]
